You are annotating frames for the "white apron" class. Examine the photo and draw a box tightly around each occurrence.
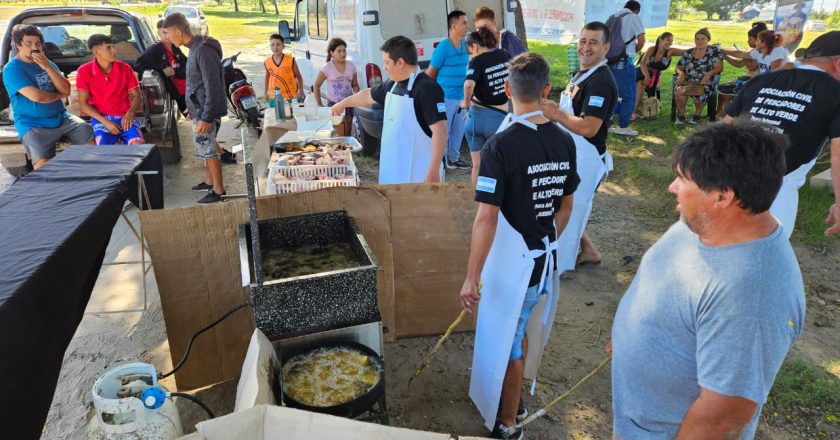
[554,61,614,272]
[469,111,562,431]
[770,157,817,239]
[378,68,444,184]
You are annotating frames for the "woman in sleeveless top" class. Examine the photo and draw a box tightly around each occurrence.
[314,38,359,136]
[632,32,684,120]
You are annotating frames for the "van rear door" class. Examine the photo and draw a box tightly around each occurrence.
[303,0,329,88]
[378,0,448,69]
[290,0,312,91]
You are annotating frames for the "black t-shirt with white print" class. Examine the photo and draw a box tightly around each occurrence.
[726,67,840,173]
[475,121,581,286]
[371,72,447,138]
[570,65,618,155]
[466,49,512,107]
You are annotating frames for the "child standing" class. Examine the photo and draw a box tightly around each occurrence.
[264,33,304,105]
[314,38,359,135]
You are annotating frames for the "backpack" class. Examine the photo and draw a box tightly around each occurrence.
[605,11,636,65]
[640,96,661,119]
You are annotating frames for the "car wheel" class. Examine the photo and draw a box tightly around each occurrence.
[160,108,182,165]
[351,116,379,157]
[4,158,32,177]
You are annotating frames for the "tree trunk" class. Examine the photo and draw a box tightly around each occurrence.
[706,11,713,19]
[258,0,266,13]
[272,0,279,15]
[233,0,239,12]
[513,0,528,50]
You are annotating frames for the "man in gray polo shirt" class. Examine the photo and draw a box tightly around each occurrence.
[610,121,805,439]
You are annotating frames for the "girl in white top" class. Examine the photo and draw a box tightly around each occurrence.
[314,38,359,135]
[724,30,790,75]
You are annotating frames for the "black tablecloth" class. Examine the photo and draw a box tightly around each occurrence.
[0,145,163,440]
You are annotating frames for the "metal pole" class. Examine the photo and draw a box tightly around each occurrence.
[242,126,264,285]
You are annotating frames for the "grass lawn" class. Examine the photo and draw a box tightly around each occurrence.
[767,357,840,424]
[0,4,292,54]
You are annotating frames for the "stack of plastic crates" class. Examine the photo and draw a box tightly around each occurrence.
[266,153,358,195]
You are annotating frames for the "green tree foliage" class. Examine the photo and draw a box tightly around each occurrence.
[669,0,692,20]
[691,0,771,20]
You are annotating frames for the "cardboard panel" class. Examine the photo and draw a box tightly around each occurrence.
[139,202,255,390]
[140,187,394,390]
[376,184,478,338]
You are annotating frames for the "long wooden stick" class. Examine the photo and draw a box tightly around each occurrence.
[516,355,612,428]
[408,310,467,385]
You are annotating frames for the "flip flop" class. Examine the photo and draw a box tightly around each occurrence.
[577,259,602,267]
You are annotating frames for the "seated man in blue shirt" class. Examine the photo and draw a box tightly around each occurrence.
[2,24,93,169]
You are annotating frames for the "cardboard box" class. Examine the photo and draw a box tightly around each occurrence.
[140,184,477,390]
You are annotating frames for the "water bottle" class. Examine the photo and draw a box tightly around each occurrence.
[274,87,285,120]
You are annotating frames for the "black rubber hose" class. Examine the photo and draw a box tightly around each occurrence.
[158,300,252,379]
[170,392,215,419]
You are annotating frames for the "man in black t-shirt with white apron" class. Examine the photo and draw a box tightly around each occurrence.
[725,31,840,237]
[460,53,579,440]
[333,36,447,184]
[542,22,618,270]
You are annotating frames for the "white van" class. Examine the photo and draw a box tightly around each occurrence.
[279,0,518,154]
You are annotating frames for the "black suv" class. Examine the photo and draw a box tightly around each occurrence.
[0,7,181,176]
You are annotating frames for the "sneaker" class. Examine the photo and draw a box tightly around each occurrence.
[688,115,700,125]
[516,399,528,423]
[446,158,471,170]
[490,421,523,439]
[220,149,237,164]
[191,181,213,191]
[675,115,686,125]
[197,190,225,204]
[611,126,638,137]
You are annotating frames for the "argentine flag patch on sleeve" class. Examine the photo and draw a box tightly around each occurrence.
[588,96,605,108]
[476,176,497,193]
[437,102,447,113]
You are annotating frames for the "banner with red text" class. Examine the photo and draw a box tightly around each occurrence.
[520,0,586,45]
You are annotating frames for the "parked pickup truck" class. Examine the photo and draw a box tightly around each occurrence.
[0,7,182,176]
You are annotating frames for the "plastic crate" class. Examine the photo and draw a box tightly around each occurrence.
[266,163,358,195]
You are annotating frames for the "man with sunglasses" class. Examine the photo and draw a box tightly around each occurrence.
[2,24,93,169]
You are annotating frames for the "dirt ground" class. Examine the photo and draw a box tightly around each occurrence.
[21,45,840,439]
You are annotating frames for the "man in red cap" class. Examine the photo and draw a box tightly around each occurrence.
[725,31,840,237]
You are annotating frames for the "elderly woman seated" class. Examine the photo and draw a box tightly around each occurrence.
[674,28,723,125]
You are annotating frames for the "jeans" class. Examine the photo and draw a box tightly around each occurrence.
[443,99,466,161]
[510,284,543,361]
[610,60,637,128]
[465,105,507,152]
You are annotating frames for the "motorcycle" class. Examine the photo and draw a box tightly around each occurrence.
[222,52,262,134]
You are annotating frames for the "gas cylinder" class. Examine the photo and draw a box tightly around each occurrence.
[84,361,182,440]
